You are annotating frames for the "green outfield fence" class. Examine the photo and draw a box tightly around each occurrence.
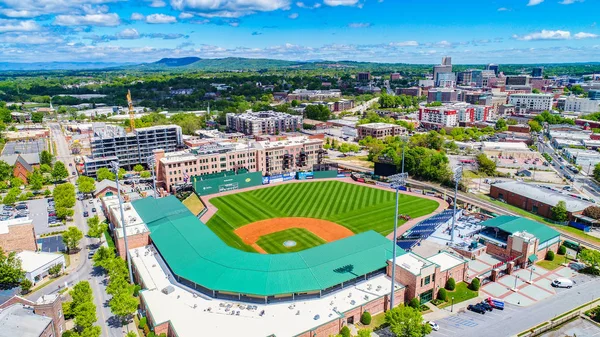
[192,171,263,196]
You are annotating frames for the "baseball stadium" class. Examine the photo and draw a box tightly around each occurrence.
[118,173,449,337]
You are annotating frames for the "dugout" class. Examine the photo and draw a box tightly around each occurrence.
[192,170,263,196]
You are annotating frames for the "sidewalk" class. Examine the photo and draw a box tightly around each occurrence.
[423,296,484,321]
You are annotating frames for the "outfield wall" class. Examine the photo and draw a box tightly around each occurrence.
[193,171,263,196]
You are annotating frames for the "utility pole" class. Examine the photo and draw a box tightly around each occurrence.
[450,166,463,244]
[388,172,408,310]
[110,161,134,284]
[147,155,158,199]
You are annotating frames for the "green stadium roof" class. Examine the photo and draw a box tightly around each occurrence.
[480,215,560,245]
[132,196,404,297]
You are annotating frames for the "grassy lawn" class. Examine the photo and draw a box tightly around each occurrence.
[206,181,439,252]
[182,193,205,216]
[256,228,326,254]
[438,282,479,308]
[104,230,115,250]
[357,311,387,330]
[62,253,71,268]
[536,255,573,271]
[476,195,600,246]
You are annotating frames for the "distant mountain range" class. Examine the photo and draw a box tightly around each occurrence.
[0,62,137,71]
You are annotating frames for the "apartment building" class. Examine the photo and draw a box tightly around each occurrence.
[509,94,553,113]
[506,75,530,86]
[83,125,183,177]
[357,72,371,81]
[155,137,324,193]
[563,96,599,113]
[418,106,458,128]
[287,89,342,101]
[226,111,303,136]
[427,88,459,103]
[396,87,422,97]
[356,123,407,140]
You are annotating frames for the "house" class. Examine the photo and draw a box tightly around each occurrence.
[0,294,65,337]
[13,155,35,183]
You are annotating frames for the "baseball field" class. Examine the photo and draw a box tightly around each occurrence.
[205,180,439,253]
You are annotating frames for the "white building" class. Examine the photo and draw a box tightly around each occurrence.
[563,96,600,114]
[509,94,553,113]
[418,106,458,128]
[17,251,65,284]
[226,111,303,135]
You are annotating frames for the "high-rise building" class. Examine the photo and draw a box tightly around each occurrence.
[357,72,371,81]
[506,75,530,86]
[486,64,499,76]
[427,88,459,103]
[442,56,452,66]
[83,125,183,177]
[226,111,303,136]
[532,67,544,78]
[433,56,453,87]
[509,93,553,113]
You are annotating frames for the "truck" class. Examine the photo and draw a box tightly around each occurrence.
[486,297,505,310]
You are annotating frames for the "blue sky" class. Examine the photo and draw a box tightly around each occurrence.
[0,0,598,63]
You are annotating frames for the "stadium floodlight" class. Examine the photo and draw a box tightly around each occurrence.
[388,172,408,310]
[147,155,158,199]
[450,166,463,244]
[110,161,134,284]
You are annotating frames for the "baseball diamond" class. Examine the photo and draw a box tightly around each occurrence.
[205,180,439,253]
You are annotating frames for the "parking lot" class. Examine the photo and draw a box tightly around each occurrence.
[1,139,47,155]
[430,303,519,337]
[29,198,66,235]
[37,235,66,253]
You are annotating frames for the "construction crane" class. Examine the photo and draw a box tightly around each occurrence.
[126,89,135,131]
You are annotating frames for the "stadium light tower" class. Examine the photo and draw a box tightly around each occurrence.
[388,172,408,310]
[450,166,463,244]
[110,161,134,284]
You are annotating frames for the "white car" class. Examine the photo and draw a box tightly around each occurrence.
[551,278,574,288]
[427,321,439,331]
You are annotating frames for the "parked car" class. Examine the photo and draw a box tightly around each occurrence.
[83,211,89,217]
[569,262,586,271]
[479,301,493,311]
[14,213,27,219]
[48,212,56,217]
[486,297,505,310]
[467,304,486,314]
[551,278,574,288]
[3,205,13,211]
[427,321,439,331]
[15,204,28,211]
[91,208,97,212]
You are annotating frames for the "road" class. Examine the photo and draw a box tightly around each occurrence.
[28,123,122,337]
[347,97,379,114]
[427,273,600,337]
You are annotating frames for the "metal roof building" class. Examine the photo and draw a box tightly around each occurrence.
[132,196,404,299]
[491,181,593,213]
[480,215,560,245]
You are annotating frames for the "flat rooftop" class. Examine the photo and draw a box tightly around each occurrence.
[16,251,63,273]
[391,253,432,276]
[492,181,593,213]
[481,215,560,245]
[0,304,52,337]
[427,252,467,272]
[132,245,400,337]
[482,141,528,150]
[358,122,402,129]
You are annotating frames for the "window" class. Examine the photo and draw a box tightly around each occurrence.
[58,309,62,318]
[424,275,431,285]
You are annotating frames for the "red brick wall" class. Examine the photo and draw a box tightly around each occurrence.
[0,295,64,337]
[535,241,559,261]
[0,222,37,252]
[490,185,554,219]
[116,232,150,258]
[13,162,30,183]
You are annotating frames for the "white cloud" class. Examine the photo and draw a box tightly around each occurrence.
[497,7,510,11]
[149,0,167,7]
[296,1,321,8]
[0,0,121,18]
[560,0,583,4]
[574,32,598,39]
[348,22,371,28]
[131,13,145,20]
[288,12,299,19]
[0,32,63,44]
[146,13,177,24]
[324,0,359,6]
[170,0,291,17]
[116,28,140,39]
[389,41,419,47]
[527,0,544,5]
[179,12,194,19]
[0,19,40,32]
[54,13,121,26]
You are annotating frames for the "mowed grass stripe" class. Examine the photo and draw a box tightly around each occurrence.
[256,228,326,254]
[205,214,256,252]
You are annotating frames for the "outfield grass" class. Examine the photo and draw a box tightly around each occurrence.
[206,181,439,252]
[256,228,326,254]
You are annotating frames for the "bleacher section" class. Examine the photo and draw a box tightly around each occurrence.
[396,210,456,250]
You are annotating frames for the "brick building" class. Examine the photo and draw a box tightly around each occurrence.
[508,124,531,134]
[0,294,65,337]
[490,181,593,220]
[356,123,407,140]
[0,218,37,252]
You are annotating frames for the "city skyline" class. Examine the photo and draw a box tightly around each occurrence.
[0,0,599,63]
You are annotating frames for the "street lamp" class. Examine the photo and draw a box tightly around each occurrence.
[450,166,463,244]
[513,275,519,291]
[147,155,158,199]
[110,161,134,284]
[529,266,535,283]
[451,297,455,312]
[388,171,408,310]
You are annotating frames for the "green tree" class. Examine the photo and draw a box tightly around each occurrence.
[109,290,139,323]
[31,112,44,123]
[551,200,568,222]
[20,278,32,294]
[28,170,44,190]
[133,164,144,172]
[476,154,496,176]
[469,278,481,291]
[76,176,96,195]
[361,311,372,325]
[9,177,22,189]
[579,248,600,267]
[594,163,600,182]
[62,226,83,253]
[48,263,63,277]
[1,187,19,205]
[126,332,137,337]
[357,329,372,337]
[528,120,543,132]
[437,288,447,301]
[408,297,420,309]
[558,245,567,255]
[54,183,76,208]
[140,171,151,178]
[87,217,107,244]
[96,167,115,181]
[93,246,115,271]
[545,250,555,261]
[495,119,507,131]
[56,207,75,220]
[339,326,351,337]
[0,160,12,181]
[80,326,101,337]
[62,331,80,337]
[73,301,97,330]
[40,163,52,174]
[40,150,54,166]
[52,161,69,182]
[445,278,455,291]
[385,305,432,337]
[304,104,331,121]
[70,281,93,308]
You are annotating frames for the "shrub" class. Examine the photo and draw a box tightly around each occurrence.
[437,288,448,301]
[133,284,141,297]
[361,311,372,325]
[469,278,481,291]
[143,325,150,335]
[445,278,456,291]
[340,326,351,337]
[558,245,567,255]
[581,266,600,276]
[546,250,555,261]
[138,317,147,329]
[147,333,156,337]
[408,297,420,309]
